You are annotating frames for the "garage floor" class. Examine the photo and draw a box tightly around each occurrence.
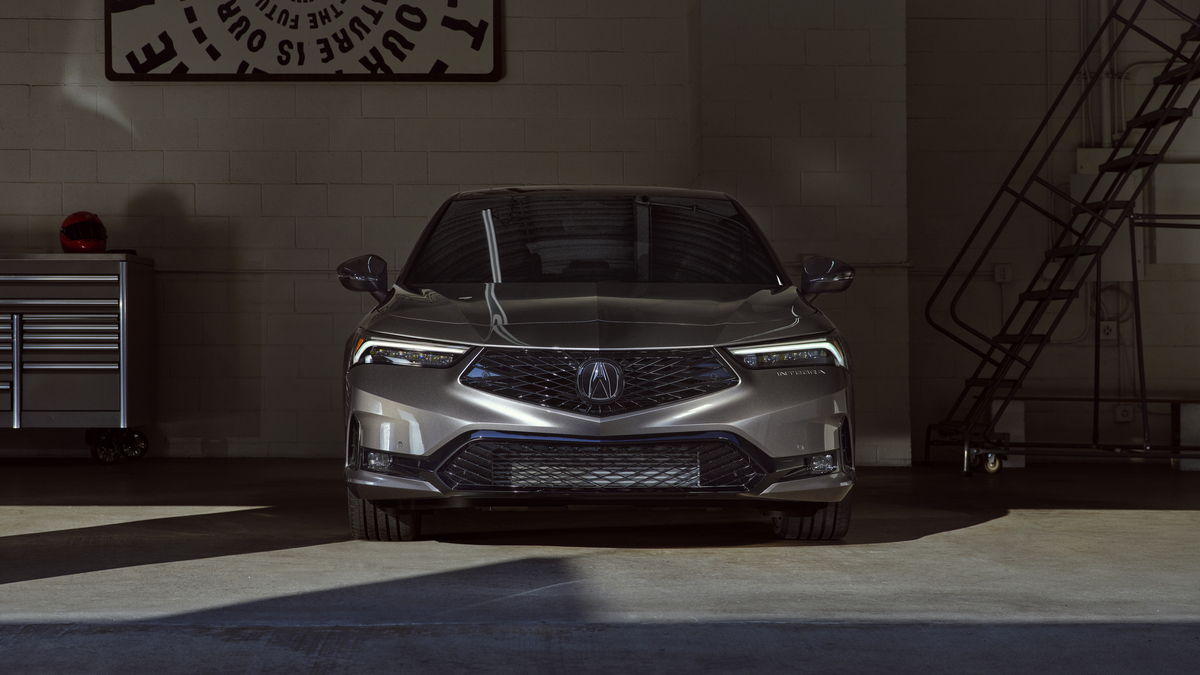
[1,459,1198,674]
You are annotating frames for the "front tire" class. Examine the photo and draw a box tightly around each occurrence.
[347,488,421,541]
[772,494,852,541]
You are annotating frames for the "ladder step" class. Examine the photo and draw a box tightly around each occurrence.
[1154,63,1200,86]
[1045,245,1103,259]
[1071,200,1131,216]
[993,334,1048,344]
[1098,154,1158,174]
[1020,289,1077,302]
[1183,26,1200,42]
[1128,107,1191,130]
[966,378,1020,388]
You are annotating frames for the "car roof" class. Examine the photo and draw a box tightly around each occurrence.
[452,185,734,201]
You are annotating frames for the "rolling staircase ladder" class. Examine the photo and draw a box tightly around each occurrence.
[925,0,1200,472]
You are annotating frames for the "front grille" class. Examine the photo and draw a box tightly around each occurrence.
[459,348,739,416]
[437,438,764,492]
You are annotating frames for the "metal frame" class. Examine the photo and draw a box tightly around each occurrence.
[119,259,128,430]
[925,0,1200,470]
[11,315,20,429]
[2,256,152,431]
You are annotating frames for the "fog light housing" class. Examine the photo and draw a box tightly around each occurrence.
[807,452,837,475]
[364,451,393,473]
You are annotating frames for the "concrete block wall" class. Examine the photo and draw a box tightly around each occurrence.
[909,0,1200,459]
[1,0,910,465]
[700,0,911,465]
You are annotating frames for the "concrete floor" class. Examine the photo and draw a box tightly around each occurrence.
[1,459,1199,674]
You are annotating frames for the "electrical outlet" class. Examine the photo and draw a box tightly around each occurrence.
[993,263,1013,283]
[1100,321,1118,342]
[1114,404,1136,423]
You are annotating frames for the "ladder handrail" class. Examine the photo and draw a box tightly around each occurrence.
[924,0,1147,360]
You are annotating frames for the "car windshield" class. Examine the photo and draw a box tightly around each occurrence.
[405,195,782,285]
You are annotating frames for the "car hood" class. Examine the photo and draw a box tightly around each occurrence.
[360,283,836,350]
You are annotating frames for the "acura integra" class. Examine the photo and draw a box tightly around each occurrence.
[338,186,856,541]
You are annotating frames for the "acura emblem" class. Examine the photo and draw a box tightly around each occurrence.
[576,358,623,403]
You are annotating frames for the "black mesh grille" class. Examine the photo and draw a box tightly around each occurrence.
[460,348,739,417]
[438,439,764,492]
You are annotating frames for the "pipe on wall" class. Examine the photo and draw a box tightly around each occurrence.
[1099,0,1114,147]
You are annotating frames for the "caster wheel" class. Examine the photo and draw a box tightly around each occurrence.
[119,430,149,460]
[87,428,122,464]
[968,453,983,469]
[983,454,1003,474]
[91,442,121,464]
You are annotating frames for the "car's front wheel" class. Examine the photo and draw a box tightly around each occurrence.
[772,494,852,541]
[347,488,421,541]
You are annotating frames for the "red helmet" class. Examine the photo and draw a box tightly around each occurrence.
[60,211,107,252]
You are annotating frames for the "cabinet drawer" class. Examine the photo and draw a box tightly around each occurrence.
[23,371,119,411]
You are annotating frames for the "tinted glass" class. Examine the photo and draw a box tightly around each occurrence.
[405,195,780,285]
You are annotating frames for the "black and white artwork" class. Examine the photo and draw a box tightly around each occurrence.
[106,0,500,81]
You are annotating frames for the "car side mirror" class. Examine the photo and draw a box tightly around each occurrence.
[338,254,391,303]
[800,256,855,295]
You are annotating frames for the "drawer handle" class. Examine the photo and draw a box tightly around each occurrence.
[25,345,120,351]
[0,300,119,306]
[23,363,120,370]
[0,276,119,283]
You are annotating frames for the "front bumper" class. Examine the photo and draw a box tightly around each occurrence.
[344,356,855,507]
[348,429,854,507]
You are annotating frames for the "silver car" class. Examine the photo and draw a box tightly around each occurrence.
[338,187,856,541]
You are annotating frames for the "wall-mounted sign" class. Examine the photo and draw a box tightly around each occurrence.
[106,0,500,81]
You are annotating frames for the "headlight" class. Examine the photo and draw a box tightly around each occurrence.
[352,336,471,368]
[726,337,847,369]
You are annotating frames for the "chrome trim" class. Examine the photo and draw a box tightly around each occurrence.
[0,299,119,307]
[24,325,119,332]
[25,335,119,341]
[0,275,119,283]
[119,260,128,428]
[24,344,120,351]
[11,314,19,429]
[24,333,119,338]
[25,314,120,321]
[24,363,120,371]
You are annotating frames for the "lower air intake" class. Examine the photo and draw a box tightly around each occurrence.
[438,439,763,492]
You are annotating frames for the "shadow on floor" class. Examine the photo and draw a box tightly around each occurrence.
[4,460,1200,673]
[2,459,1199,582]
[0,505,349,585]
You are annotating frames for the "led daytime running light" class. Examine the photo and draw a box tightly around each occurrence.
[728,340,846,368]
[353,338,469,365]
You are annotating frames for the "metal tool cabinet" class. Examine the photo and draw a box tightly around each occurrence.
[1,254,154,462]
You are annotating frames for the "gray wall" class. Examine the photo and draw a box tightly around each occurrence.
[0,0,909,464]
